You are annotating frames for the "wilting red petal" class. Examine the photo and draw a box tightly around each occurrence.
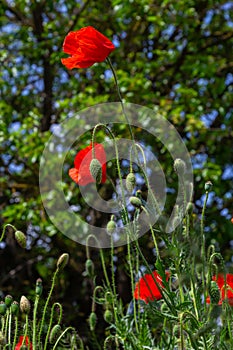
[134,270,170,304]
[69,143,106,186]
[61,26,115,69]
[206,274,233,306]
[15,336,33,350]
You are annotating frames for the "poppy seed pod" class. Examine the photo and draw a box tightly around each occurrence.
[20,296,31,314]
[126,172,136,192]
[0,302,7,316]
[205,181,213,192]
[174,158,186,176]
[14,230,26,249]
[35,278,43,296]
[89,158,102,184]
[5,295,13,307]
[89,312,97,331]
[129,196,142,208]
[11,301,19,316]
[57,253,69,271]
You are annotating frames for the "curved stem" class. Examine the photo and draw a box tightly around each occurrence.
[0,224,17,242]
[38,268,59,346]
[44,303,63,350]
[52,327,75,350]
[86,234,111,290]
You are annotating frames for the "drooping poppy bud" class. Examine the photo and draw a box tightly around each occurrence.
[89,158,102,184]
[89,312,97,331]
[85,259,94,277]
[126,172,136,192]
[130,196,142,208]
[104,309,113,323]
[14,230,26,248]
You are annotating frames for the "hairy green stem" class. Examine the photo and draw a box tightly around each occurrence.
[38,268,59,345]
[0,224,17,242]
[44,303,62,350]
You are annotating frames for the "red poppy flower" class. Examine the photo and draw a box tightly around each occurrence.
[15,336,33,350]
[231,217,233,224]
[206,274,233,306]
[134,270,170,304]
[69,143,106,186]
[61,26,115,69]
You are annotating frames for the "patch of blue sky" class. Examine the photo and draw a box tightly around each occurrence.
[161,24,176,38]
[201,110,218,127]
[8,121,21,132]
[192,153,208,169]
[222,165,233,180]
[9,163,24,173]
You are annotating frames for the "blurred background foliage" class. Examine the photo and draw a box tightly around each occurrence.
[0,0,233,344]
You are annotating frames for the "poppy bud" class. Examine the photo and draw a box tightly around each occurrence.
[49,324,61,343]
[85,259,94,277]
[205,181,213,192]
[11,301,19,316]
[104,309,113,323]
[57,253,69,271]
[5,295,13,307]
[129,196,142,208]
[20,296,31,314]
[126,172,136,192]
[35,278,43,296]
[89,312,97,331]
[174,158,186,176]
[14,230,26,249]
[0,302,7,316]
[209,281,220,304]
[106,220,116,235]
[89,158,102,184]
